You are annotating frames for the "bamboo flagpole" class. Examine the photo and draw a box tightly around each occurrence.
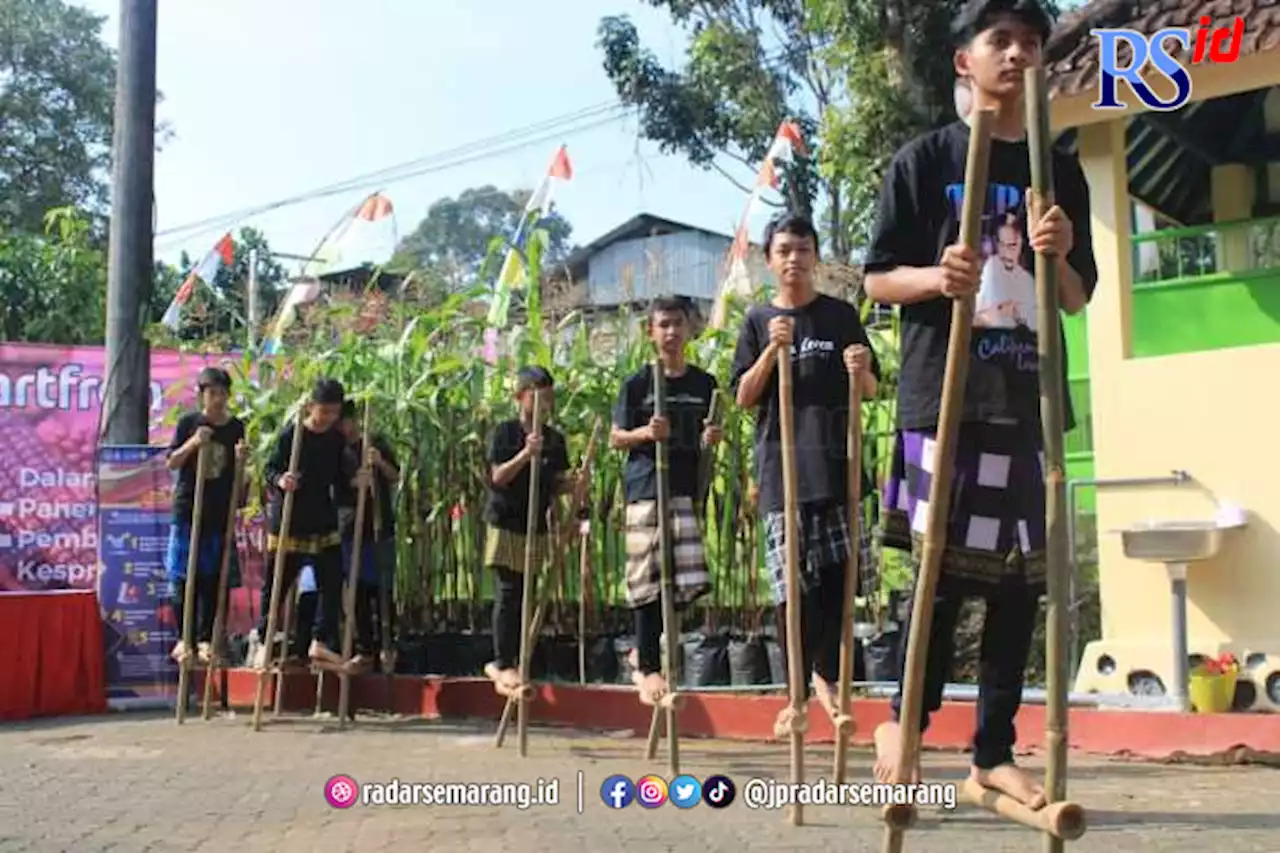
[833,375,864,782]
[777,338,806,827]
[337,403,374,728]
[202,442,246,720]
[252,401,308,732]
[881,107,995,852]
[176,442,209,724]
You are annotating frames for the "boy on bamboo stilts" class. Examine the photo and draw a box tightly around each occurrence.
[165,367,246,665]
[252,378,368,671]
[483,366,574,697]
[729,212,879,733]
[337,400,400,673]
[611,296,722,706]
[863,0,1097,807]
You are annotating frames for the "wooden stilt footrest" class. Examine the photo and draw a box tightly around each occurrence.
[962,779,1086,840]
[772,708,808,740]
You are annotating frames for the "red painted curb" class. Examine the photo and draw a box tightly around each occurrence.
[207,669,1280,759]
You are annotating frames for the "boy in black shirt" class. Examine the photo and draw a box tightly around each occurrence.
[482,366,575,696]
[863,0,1097,808]
[729,213,879,734]
[253,378,367,671]
[337,400,400,672]
[611,296,722,705]
[165,367,245,665]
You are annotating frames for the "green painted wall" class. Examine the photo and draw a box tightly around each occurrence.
[1131,269,1280,357]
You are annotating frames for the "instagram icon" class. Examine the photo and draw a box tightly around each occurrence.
[636,775,668,808]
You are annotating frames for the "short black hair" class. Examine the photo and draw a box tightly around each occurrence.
[516,365,554,392]
[763,212,819,260]
[311,377,345,405]
[952,0,1053,48]
[196,367,231,391]
[649,296,690,322]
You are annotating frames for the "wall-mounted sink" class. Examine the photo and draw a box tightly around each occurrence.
[1121,520,1230,563]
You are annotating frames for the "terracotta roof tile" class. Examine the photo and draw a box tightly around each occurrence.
[1046,0,1280,97]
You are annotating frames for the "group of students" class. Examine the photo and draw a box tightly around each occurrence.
[162,0,1096,817]
[165,372,399,677]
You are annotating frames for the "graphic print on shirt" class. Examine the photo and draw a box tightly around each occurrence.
[945,181,1038,373]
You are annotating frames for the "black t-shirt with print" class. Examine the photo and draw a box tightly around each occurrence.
[613,364,717,503]
[864,120,1098,432]
[168,412,245,537]
[263,422,355,538]
[485,419,570,534]
[729,294,882,516]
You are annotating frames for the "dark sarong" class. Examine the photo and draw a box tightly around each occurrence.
[882,421,1046,586]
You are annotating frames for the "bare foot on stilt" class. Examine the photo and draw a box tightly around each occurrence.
[170,641,191,663]
[811,673,841,724]
[772,706,806,740]
[484,662,522,697]
[309,640,342,667]
[971,764,1046,809]
[632,670,668,706]
[197,642,212,665]
[873,722,923,784]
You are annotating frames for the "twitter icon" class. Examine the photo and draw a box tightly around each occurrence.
[669,775,702,809]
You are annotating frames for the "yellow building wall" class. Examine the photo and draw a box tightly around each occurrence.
[1071,119,1280,710]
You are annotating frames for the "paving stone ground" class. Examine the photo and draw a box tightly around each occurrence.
[0,711,1277,852]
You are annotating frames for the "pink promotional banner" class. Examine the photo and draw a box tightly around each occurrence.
[0,343,264,637]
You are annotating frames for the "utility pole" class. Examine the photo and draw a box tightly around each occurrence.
[102,0,159,446]
[247,248,259,352]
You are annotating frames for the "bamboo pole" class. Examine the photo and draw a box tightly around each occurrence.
[337,403,373,728]
[962,779,1086,841]
[253,401,308,731]
[653,360,681,776]
[203,443,245,720]
[777,343,805,827]
[1026,65,1082,852]
[176,443,209,724]
[833,378,864,782]
[881,107,995,851]
[515,391,543,757]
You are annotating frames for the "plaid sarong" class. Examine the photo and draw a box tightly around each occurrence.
[763,501,853,604]
[483,525,549,574]
[882,420,1046,586]
[624,496,711,608]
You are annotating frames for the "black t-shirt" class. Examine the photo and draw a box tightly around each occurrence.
[729,294,882,515]
[338,434,398,540]
[168,412,245,538]
[484,419,570,534]
[263,422,355,538]
[612,365,716,503]
[863,120,1098,432]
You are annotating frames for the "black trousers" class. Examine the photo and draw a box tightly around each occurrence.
[257,547,343,658]
[890,572,1039,769]
[491,567,524,671]
[174,573,220,644]
[774,559,846,696]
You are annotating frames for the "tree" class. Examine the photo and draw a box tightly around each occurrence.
[0,0,118,234]
[391,186,574,295]
[0,208,107,344]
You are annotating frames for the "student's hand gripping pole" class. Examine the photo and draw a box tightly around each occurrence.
[203,444,246,720]
[833,380,864,782]
[777,344,806,827]
[176,445,209,724]
[515,391,543,758]
[337,403,374,729]
[881,108,995,850]
[252,402,308,732]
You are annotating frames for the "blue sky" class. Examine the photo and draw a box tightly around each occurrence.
[75,0,757,272]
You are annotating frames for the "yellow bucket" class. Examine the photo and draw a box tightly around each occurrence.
[1188,668,1238,714]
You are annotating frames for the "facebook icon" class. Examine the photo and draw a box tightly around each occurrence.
[600,775,635,809]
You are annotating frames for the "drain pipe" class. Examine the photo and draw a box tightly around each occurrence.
[1066,470,1192,682]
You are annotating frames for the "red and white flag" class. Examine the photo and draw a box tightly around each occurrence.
[161,233,235,330]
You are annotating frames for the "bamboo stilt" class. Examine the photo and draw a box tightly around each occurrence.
[253,401,308,731]
[962,780,1086,841]
[833,380,864,783]
[272,593,292,718]
[881,108,995,852]
[1026,65,1079,852]
[651,360,681,776]
[515,391,543,758]
[337,403,374,729]
[203,443,246,720]
[777,346,804,827]
[176,444,209,724]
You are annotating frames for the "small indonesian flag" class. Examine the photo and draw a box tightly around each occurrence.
[161,233,234,330]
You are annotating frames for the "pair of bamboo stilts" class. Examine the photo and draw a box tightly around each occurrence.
[880,68,1084,851]
[250,400,378,731]
[175,439,245,724]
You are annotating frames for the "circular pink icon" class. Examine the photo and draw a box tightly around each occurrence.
[324,774,358,809]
